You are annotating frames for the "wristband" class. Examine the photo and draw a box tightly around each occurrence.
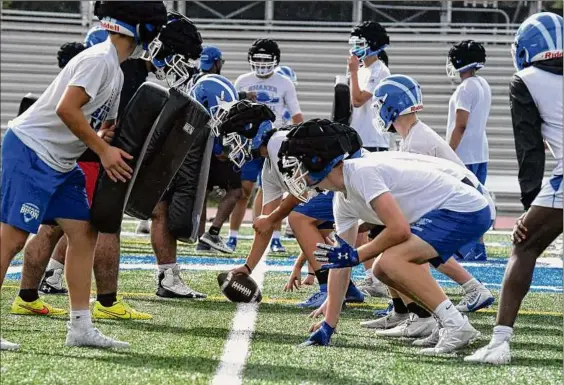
[244,263,252,274]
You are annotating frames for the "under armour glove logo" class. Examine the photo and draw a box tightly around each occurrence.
[313,234,360,269]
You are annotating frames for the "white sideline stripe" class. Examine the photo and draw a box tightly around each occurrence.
[211,254,268,385]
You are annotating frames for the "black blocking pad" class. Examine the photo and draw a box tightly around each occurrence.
[167,124,214,243]
[90,82,169,233]
[18,93,39,116]
[125,89,211,220]
[332,81,352,125]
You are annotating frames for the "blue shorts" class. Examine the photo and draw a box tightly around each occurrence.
[466,162,488,185]
[410,206,491,265]
[292,191,335,229]
[1,130,90,234]
[240,158,265,183]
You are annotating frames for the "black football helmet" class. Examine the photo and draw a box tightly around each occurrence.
[248,39,281,77]
[446,40,486,78]
[349,21,390,60]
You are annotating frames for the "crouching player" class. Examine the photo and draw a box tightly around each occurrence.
[277,121,490,354]
[218,102,364,307]
[466,12,563,365]
[0,1,172,351]
[358,74,494,340]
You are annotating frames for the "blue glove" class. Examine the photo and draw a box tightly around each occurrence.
[298,321,334,347]
[313,234,360,269]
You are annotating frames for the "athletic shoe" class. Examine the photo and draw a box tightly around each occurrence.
[375,313,437,338]
[419,320,480,355]
[296,290,327,308]
[0,338,20,351]
[200,232,234,254]
[464,340,511,365]
[270,238,286,253]
[39,268,68,295]
[65,325,129,349]
[356,276,388,298]
[92,299,152,320]
[374,300,394,317]
[196,242,211,251]
[135,220,150,234]
[456,285,495,312]
[226,237,237,252]
[284,226,295,239]
[10,296,67,316]
[299,321,334,347]
[361,311,409,329]
[156,264,207,299]
[344,284,364,303]
[413,322,441,347]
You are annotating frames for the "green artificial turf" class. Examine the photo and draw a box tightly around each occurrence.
[1,227,562,385]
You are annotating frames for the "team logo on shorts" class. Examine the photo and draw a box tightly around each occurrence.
[20,203,40,223]
[411,217,432,232]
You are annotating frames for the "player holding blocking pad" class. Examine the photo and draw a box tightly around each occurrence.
[276,122,490,354]
[0,1,169,351]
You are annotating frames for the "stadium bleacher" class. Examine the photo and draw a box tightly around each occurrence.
[1,11,556,217]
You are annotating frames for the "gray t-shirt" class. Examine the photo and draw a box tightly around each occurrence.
[9,39,124,172]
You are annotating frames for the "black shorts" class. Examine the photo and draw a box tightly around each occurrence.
[207,155,242,191]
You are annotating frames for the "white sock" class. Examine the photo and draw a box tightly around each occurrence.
[462,278,481,293]
[364,268,376,281]
[46,259,64,271]
[434,299,465,328]
[70,309,93,330]
[158,263,176,272]
[272,231,281,240]
[229,230,238,238]
[492,325,513,345]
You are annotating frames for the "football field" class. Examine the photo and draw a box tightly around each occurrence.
[1,220,562,385]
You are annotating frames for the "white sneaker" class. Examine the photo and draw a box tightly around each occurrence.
[200,232,234,254]
[413,323,441,347]
[360,311,409,329]
[65,326,129,349]
[156,264,207,299]
[375,313,437,338]
[135,220,150,234]
[464,340,511,365]
[356,277,388,298]
[40,268,68,295]
[456,285,495,312]
[419,320,480,355]
[0,337,20,351]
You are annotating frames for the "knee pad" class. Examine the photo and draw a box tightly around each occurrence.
[167,125,214,243]
[18,93,39,116]
[125,89,211,220]
[332,77,352,125]
[90,82,169,233]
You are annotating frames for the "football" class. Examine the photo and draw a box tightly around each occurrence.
[217,271,262,303]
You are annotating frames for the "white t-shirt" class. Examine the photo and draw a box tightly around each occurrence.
[261,130,290,205]
[333,152,488,234]
[400,121,465,167]
[446,75,491,165]
[350,60,391,148]
[9,39,123,172]
[518,66,563,176]
[235,72,301,128]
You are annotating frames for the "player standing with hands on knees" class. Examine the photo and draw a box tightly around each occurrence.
[0,1,168,351]
[466,12,563,365]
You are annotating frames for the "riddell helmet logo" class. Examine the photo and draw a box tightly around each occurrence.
[410,105,423,112]
[20,203,40,223]
[100,20,120,33]
[544,51,563,59]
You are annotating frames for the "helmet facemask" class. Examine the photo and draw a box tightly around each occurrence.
[209,99,236,137]
[223,133,251,168]
[280,156,321,203]
[445,57,459,78]
[371,94,393,133]
[349,36,369,60]
[142,36,196,88]
[250,53,278,76]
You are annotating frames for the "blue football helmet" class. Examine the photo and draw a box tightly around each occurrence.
[275,65,298,85]
[84,26,109,47]
[512,12,563,71]
[189,74,239,136]
[371,74,423,133]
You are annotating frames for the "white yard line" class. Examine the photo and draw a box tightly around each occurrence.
[211,253,268,385]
